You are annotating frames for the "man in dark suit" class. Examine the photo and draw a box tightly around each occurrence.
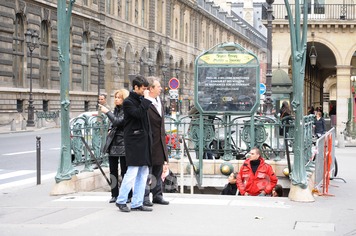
[115,75,153,212]
[143,76,170,206]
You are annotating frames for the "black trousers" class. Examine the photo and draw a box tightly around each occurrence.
[144,164,163,201]
[108,155,132,198]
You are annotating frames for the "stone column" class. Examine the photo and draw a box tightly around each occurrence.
[335,65,351,145]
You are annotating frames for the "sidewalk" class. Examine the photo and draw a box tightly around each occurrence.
[0,120,58,134]
[1,147,356,236]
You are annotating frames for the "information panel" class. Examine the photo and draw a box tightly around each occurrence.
[195,43,260,114]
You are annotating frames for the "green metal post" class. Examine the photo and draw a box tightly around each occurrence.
[55,0,78,183]
[198,114,203,184]
[285,0,314,201]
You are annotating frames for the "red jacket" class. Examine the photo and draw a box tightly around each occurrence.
[237,157,278,196]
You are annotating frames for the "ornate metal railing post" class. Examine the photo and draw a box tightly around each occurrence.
[55,0,78,183]
[285,0,314,201]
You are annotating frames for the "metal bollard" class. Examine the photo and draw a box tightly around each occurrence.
[37,118,42,128]
[338,132,345,148]
[36,136,41,185]
[11,119,16,131]
[21,118,26,130]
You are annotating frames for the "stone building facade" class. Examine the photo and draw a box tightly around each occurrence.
[265,0,356,141]
[0,0,267,124]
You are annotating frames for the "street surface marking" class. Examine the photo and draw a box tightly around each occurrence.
[0,170,35,180]
[0,172,55,191]
[294,221,335,232]
[2,150,36,156]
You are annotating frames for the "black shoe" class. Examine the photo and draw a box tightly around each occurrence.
[109,197,117,203]
[126,198,132,204]
[143,200,153,207]
[152,198,169,205]
[116,203,130,212]
[131,205,153,211]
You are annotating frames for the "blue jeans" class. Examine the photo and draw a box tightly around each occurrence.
[116,166,149,208]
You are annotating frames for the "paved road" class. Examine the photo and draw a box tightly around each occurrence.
[0,147,355,236]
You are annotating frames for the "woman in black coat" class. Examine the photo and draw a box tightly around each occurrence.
[279,101,292,137]
[101,88,130,203]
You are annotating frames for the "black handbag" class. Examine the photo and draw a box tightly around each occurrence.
[102,127,117,153]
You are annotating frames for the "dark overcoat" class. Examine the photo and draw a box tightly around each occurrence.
[102,106,125,156]
[123,91,152,166]
[147,100,169,166]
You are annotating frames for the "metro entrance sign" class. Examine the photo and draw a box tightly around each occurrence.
[194,42,260,115]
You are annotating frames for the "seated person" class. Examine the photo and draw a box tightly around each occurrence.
[272,184,283,197]
[162,162,178,193]
[237,147,278,196]
[221,172,237,195]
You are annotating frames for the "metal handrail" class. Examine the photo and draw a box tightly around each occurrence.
[264,4,356,21]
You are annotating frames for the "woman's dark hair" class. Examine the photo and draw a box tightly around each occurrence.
[132,75,148,90]
[274,184,283,197]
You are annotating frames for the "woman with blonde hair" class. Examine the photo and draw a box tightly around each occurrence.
[100,89,130,203]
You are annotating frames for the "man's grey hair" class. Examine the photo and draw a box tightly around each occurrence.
[146,76,161,88]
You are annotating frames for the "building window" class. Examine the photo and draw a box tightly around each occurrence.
[125,0,131,21]
[141,0,145,27]
[84,101,89,111]
[13,13,24,87]
[106,0,112,14]
[157,0,162,32]
[43,100,49,112]
[17,100,24,113]
[175,18,178,39]
[40,21,49,88]
[171,5,174,38]
[118,0,122,16]
[185,23,188,43]
[82,32,90,91]
[180,10,184,41]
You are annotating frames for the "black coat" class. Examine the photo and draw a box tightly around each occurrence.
[123,91,152,166]
[103,106,125,156]
[147,100,168,166]
[221,183,237,195]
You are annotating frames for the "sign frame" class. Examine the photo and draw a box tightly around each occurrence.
[194,42,260,115]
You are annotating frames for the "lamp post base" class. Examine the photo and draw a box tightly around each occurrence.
[26,120,35,127]
[288,184,315,202]
[27,105,35,127]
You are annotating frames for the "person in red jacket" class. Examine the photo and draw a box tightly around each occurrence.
[237,147,278,196]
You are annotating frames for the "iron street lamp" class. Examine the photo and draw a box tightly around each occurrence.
[147,58,154,76]
[264,0,274,115]
[309,33,318,67]
[25,29,39,127]
[175,67,181,113]
[95,44,104,109]
[161,64,168,105]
